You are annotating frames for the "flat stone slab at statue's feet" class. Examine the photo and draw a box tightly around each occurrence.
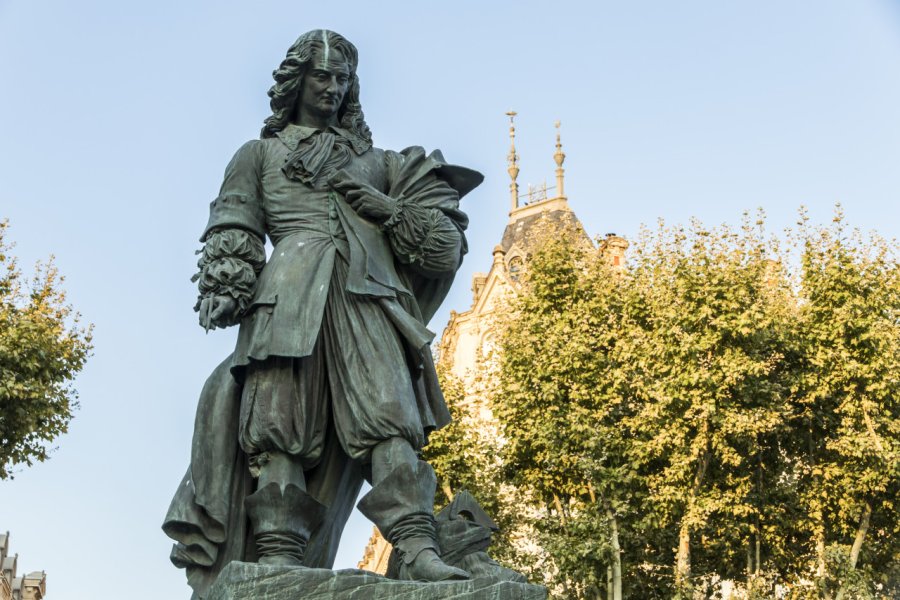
[207,562,548,600]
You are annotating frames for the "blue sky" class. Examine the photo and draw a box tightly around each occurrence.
[1,1,899,598]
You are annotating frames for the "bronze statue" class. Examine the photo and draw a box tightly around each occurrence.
[163,30,483,598]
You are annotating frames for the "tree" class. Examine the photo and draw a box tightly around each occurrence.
[494,220,638,599]
[785,208,900,599]
[0,220,92,479]
[617,214,797,596]
[498,213,798,598]
[429,207,899,598]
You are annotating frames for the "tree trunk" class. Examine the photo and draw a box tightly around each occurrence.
[848,502,871,569]
[553,494,567,525]
[755,530,761,575]
[834,502,872,600]
[675,523,691,591]
[809,420,829,598]
[441,482,453,503]
[815,511,829,600]
[676,444,710,593]
[755,444,764,576]
[606,566,613,600]
[746,539,753,577]
[607,508,622,600]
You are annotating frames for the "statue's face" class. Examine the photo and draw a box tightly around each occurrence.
[297,50,351,123]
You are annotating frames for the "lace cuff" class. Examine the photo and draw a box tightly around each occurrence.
[386,203,463,275]
[192,229,266,319]
[381,198,408,230]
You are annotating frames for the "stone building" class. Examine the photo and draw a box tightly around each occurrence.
[0,533,46,600]
[357,526,392,575]
[441,114,601,386]
[358,115,626,574]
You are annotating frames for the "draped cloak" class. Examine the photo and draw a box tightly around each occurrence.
[162,128,482,599]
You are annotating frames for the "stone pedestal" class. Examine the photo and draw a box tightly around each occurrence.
[206,562,547,600]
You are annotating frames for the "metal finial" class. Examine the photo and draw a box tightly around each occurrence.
[506,111,520,211]
[553,120,566,198]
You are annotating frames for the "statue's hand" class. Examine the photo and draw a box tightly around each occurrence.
[198,295,239,330]
[330,171,395,224]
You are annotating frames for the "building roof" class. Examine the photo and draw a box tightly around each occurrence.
[500,197,585,254]
[2,556,16,573]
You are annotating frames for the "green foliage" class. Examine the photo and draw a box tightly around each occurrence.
[430,206,899,599]
[619,214,799,594]
[423,369,475,499]
[784,207,900,598]
[423,360,542,573]
[0,220,92,479]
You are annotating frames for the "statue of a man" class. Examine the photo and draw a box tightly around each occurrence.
[163,30,482,596]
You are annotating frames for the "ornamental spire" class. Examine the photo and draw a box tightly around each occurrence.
[506,111,520,212]
[553,120,566,199]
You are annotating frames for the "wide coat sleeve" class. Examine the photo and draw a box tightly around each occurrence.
[192,141,267,323]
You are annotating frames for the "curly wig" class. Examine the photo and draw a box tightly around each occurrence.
[261,30,372,142]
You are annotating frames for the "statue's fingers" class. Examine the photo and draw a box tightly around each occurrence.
[198,298,211,320]
[213,297,237,320]
[329,170,357,191]
[346,190,364,207]
[210,304,225,320]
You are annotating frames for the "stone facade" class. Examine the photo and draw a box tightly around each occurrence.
[440,197,582,388]
[356,526,391,575]
[0,533,45,600]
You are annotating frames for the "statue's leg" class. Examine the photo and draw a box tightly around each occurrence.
[244,451,326,567]
[318,259,464,579]
[255,450,307,491]
[240,353,330,568]
[358,437,469,582]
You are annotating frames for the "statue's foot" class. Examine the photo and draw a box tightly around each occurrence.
[399,548,470,582]
[258,555,303,568]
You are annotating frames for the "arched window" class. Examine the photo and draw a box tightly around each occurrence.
[507,256,523,282]
[481,333,496,358]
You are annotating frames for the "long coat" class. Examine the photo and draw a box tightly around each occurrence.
[162,128,482,599]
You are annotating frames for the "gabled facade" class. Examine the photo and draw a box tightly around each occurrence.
[0,533,45,600]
